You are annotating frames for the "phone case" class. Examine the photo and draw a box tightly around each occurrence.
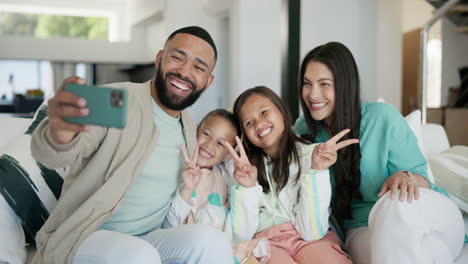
[64,83,127,128]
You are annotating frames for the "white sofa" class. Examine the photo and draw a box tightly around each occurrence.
[0,115,467,264]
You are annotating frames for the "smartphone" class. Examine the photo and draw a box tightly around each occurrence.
[64,83,127,129]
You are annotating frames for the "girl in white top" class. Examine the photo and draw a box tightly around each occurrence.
[225,86,357,263]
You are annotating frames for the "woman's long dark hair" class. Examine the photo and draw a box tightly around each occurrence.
[233,86,304,194]
[299,42,362,222]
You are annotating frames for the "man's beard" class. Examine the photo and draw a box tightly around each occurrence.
[154,64,205,111]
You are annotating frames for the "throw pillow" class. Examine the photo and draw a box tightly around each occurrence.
[0,97,65,245]
[25,102,48,135]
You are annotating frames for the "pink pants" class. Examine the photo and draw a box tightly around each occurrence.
[254,222,352,264]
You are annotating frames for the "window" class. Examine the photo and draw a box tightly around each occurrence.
[0,60,53,102]
[427,38,442,108]
[0,12,109,40]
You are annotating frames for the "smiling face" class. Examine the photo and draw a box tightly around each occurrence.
[301,61,336,125]
[153,33,216,115]
[240,94,285,158]
[196,115,237,169]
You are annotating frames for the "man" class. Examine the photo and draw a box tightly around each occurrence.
[30,26,233,264]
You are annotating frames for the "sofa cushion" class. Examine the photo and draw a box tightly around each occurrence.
[25,103,48,135]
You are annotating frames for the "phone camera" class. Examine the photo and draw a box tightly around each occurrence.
[111,91,124,107]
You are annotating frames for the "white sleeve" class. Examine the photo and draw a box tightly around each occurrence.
[162,185,195,228]
[292,168,331,241]
[228,184,263,242]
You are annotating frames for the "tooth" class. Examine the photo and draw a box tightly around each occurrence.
[172,80,189,91]
[312,102,326,107]
[200,149,212,158]
[260,128,272,137]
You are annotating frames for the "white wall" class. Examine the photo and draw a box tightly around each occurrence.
[441,18,468,104]
[376,0,402,110]
[229,0,282,100]
[400,0,434,33]
[129,0,164,26]
[301,0,373,102]
[301,0,402,110]
[145,21,166,61]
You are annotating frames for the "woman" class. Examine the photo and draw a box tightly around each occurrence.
[293,42,466,264]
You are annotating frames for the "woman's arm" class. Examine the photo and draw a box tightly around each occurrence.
[375,103,444,201]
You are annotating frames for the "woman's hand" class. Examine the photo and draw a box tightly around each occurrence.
[378,171,430,203]
[224,136,258,188]
[312,129,359,170]
[180,145,202,196]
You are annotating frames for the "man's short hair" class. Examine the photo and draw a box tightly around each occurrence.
[166,26,217,61]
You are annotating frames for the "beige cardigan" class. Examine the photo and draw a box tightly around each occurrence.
[30,81,197,264]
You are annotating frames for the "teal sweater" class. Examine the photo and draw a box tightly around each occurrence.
[293,102,450,230]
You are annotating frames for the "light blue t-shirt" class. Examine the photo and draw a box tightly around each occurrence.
[101,100,185,235]
[293,102,448,230]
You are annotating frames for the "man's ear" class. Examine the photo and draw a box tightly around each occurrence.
[206,74,214,89]
[155,50,164,67]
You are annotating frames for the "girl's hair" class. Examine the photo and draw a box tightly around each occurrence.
[233,86,304,194]
[198,109,240,137]
[298,42,362,222]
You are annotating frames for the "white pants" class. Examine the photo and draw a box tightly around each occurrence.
[73,224,233,264]
[344,188,465,264]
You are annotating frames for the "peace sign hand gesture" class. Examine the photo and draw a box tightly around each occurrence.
[180,144,202,192]
[312,129,359,170]
[224,136,258,188]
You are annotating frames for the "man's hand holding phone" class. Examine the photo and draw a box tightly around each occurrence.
[47,76,89,145]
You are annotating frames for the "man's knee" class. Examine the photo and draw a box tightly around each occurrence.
[74,230,161,264]
[123,239,161,264]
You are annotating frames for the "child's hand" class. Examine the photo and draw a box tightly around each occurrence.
[180,144,202,192]
[312,129,359,170]
[224,136,258,188]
